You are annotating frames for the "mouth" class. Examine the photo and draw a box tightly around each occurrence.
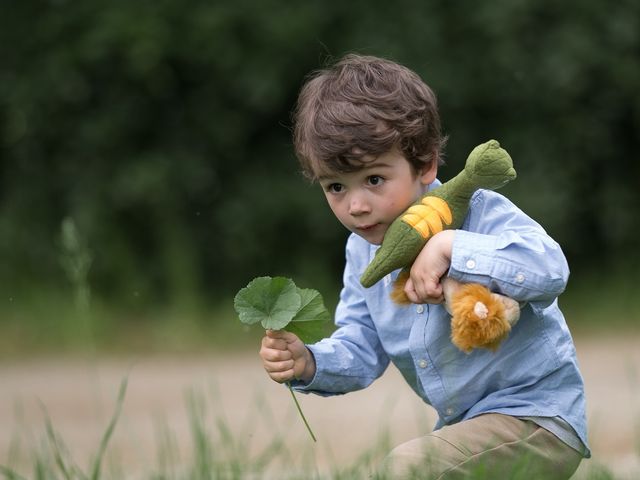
[354,223,385,239]
[356,223,379,232]
[353,223,385,244]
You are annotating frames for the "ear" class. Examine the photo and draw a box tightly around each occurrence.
[418,154,439,185]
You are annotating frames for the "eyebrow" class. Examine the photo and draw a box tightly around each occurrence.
[316,161,395,181]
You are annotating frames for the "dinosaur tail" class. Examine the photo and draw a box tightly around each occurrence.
[360,222,424,288]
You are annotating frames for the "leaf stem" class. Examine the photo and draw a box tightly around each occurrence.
[286,382,317,442]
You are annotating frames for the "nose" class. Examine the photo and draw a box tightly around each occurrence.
[348,192,371,216]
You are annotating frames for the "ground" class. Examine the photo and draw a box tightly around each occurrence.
[1,333,639,478]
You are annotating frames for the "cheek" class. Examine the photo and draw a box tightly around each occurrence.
[325,196,346,219]
[384,193,406,213]
[386,200,398,214]
[385,189,417,217]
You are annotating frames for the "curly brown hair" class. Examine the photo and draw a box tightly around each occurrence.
[293,54,446,180]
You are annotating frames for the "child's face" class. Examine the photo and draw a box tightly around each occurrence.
[317,148,437,245]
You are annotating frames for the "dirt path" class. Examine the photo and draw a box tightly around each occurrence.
[1,334,639,478]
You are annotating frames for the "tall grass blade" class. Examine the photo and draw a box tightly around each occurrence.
[40,400,74,480]
[90,376,128,480]
[32,458,46,480]
[186,391,215,480]
[0,465,29,480]
[152,414,180,479]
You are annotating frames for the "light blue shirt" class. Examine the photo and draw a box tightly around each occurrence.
[295,185,590,456]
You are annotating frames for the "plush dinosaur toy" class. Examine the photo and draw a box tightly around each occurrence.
[360,140,521,353]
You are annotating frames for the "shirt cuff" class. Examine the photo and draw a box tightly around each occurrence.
[449,229,550,300]
[289,345,339,397]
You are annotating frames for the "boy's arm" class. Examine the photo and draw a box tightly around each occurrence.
[292,235,391,396]
[447,190,569,308]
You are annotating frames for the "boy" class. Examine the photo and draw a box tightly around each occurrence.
[259,54,589,478]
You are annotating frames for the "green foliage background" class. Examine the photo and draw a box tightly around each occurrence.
[1,0,639,341]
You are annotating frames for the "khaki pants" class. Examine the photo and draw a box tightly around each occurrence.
[380,414,583,479]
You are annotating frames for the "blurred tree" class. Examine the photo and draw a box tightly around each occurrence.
[0,0,638,312]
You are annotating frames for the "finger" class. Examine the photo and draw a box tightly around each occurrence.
[410,275,431,302]
[282,331,302,344]
[404,277,413,293]
[263,359,295,373]
[266,329,287,339]
[423,294,445,304]
[266,330,303,348]
[262,336,288,351]
[407,275,444,304]
[404,289,422,303]
[404,279,421,304]
[269,330,301,345]
[424,279,443,299]
[412,277,440,302]
[268,369,295,384]
[260,347,293,362]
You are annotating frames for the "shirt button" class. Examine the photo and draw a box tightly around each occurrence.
[515,273,525,283]
[445,407,454,416]
[466,259,476,269]
[416,305,424,314]
[418,359,428,369]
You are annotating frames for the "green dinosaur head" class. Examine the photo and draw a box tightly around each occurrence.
[464,140,516,190]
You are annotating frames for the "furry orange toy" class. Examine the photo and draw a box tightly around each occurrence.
[390,273,520,353]
[360,140,521,353]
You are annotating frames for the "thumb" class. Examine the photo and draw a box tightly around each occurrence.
[266,329,299,343]
[403,278,420,304]
[426,277,443,297]
[281,330,301,344]
[266,329,287,339]
[404,277,413,293]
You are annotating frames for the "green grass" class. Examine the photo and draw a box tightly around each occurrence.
[1,378,127,480]
[0,379,632,480]
[0,378,385,480]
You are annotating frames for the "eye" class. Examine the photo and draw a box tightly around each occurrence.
[367,175,384,186]
[325,183,344,194]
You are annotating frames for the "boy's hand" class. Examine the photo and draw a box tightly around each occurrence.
[260,330,316,384]
[404,230,455,304]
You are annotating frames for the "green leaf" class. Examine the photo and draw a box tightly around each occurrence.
[285,320,329,345]
[234,277,332,342]
[292,288,332,323]
[233,276,301,330]
[286,288,331,343]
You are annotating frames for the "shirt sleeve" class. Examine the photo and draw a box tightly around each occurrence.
[448,190,569,309]
[292,235,390,396]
